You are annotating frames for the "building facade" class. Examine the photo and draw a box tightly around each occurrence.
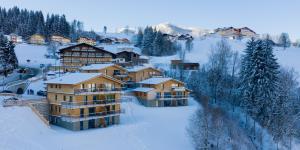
[28,34,45,45]
[133,77,190,107]
[127,66,162,87]
[58,43,116,72]
[51,35,71,44]
[46,73,123,131]
[80,63,129,82]
[77,37,96,46]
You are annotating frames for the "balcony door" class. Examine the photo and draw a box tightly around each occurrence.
[80,108,84,117]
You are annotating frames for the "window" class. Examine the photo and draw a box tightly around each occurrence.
[50,85,53,88]
[55,85,58,88]
[69,96,73,102]
[58,85,61,89]
[55,95,58,100]
[63,95,66,101]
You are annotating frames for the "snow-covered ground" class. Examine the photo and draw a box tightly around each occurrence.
[0,96,198,150]
[15,43,57,68]
[150,37,300,81]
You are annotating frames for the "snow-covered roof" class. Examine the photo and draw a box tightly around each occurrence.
[80,63,115,71]
[139,77,173,85]
[132,87,155,92]
[96,44,141,55]
[127,66,150,72]
[45,73,101,85]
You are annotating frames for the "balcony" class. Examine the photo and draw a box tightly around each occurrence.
[74,87,123,95]
[61,99,121,109]
[156,95,188,101]
[61,109,121,122]
[171,87,186,91]
[113,72,128,77]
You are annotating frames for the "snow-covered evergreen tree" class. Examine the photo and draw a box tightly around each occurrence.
[135,28,143,48]
[278,32,291,49]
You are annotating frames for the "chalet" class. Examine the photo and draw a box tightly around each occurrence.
[58,43,116,72]
[80,63,129,82]
[215,27,258,39]
[46,73,124,130]
[115,38,130,44]
[77,37,96,46]
[133,77,190,107]
[171,60,199,70]
[99,38,114,44]
[7,33,23,43]
[28,34,45,45]
[127,66,162,87]
[51,35,71,44]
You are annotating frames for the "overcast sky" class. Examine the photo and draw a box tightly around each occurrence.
[1,0,300,40]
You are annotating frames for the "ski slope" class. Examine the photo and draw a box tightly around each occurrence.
[0,96,198,150]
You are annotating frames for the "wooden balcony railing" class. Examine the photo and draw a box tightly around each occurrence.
[61,109,121,122]
[61,99,121,108]
[74,87,123,94]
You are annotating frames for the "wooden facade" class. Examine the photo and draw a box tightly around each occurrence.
[127,67,162,85]
[80,64,129,82]
[133,77,190,107]
[171,60,199,70]
[59,43,116,72]
[46,73,123,130]
[51,35,71,44]
[77,37,96,46]
[28,34,45,45]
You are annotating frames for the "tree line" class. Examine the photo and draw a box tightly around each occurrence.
[0,6,99,42]
[135,27,181,56]
[0,33,18,77]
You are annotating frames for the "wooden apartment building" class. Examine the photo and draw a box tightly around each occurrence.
[77,37,96,46]
[46,73,124,131]
[133,77,190,107]
[126,66,162,87]
[58,43,116,72]
[51,35,71,44]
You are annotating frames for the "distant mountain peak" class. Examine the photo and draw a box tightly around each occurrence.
[153,22,212,37]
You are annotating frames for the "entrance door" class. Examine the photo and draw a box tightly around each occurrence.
[89,107,95,117]
[88,119,95,129]
[80,108,84,117]
[80,121,83,130]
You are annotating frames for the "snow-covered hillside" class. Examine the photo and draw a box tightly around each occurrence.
[0,96,198,150]
[15,44,56,68]
[150,37,300,81]
[153,23,212,37]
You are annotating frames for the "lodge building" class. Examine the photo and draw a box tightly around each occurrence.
[46,73,124,131]
[133,77,190,107]
[58,43,116,72]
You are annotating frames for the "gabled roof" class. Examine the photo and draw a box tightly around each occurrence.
[80,63,126,71]
[139,77,184,85]
[58,43,116,56]
[45,72,124,85]
[132,87,155,92]
[127,66,160,73]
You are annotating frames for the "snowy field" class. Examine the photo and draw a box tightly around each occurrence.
[14,44,56,68]
[0,96,198,150]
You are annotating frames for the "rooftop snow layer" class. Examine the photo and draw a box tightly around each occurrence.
[96,44,141,54]
[45,73,101,84]
[81,63,115,70]
[139,77,173,85]
[132,87,155,92]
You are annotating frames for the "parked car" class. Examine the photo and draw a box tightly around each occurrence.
[37,90,47,96]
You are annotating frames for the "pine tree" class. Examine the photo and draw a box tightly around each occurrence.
[141,26,155,55]
[135,28,143,48]
[152,31,163,56]
[278,32,291,49]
